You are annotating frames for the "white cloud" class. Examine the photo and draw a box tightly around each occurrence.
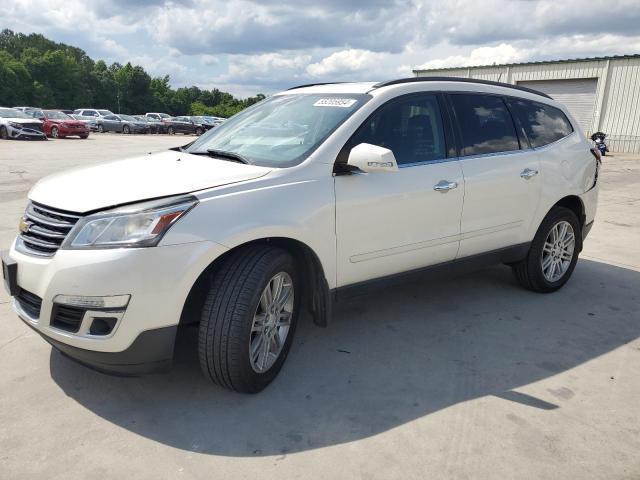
[306,49,389,77]
[416,43,528,70]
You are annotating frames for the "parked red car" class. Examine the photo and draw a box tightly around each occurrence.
[32,110,90,139]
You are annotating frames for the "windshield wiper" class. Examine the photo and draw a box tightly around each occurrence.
[205,149,252,164]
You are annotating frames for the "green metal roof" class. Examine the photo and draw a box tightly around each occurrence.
[412,54,640,73]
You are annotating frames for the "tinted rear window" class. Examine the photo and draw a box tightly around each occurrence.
[450,94,520,156]
[509,99,573,148]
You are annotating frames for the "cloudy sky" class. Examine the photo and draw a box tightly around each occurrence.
[4,0,640,97]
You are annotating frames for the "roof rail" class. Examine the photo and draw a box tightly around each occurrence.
[287,82,346,90]
[372,77,553,99]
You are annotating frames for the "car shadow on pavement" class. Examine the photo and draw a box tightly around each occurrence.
[49,259,640,456]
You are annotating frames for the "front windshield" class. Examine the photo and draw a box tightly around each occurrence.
[119,114,136,121]
[98,110,113,116]
[45,111,72,120]
[186,93,369,167]
[0,108,31,119]
[160,113,170,118]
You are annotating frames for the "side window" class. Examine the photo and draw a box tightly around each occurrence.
[509,99,573,148]
[85,111,97,117]
[450,94,520,156]
[349,94,446,165]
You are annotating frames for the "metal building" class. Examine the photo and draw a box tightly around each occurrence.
[413,55,640,153]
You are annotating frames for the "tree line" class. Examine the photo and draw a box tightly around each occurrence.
[0,29,265,117]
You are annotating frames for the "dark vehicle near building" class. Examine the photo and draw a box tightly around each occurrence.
[165,116,203,135]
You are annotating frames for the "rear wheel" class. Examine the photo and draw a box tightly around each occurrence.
[513,206,581,293]
[1,126,9,139]
[168,126,175,135]
[198,246,299,393]
[80,135,88,139]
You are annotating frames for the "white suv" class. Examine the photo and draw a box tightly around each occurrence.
[2,78,600,392]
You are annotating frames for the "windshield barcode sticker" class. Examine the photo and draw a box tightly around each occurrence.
[313,98,358,108]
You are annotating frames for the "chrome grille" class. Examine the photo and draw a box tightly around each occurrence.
[17,202,81,256]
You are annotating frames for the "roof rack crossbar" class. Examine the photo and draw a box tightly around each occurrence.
[372,77,553,99]
[287,82,346,90]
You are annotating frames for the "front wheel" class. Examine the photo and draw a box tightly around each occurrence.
[513,206,581,293]
[199,246,299,393]
[123,125,131,134]
[97,124,104,133]
[195,127,203,136]
[51,126,59,138]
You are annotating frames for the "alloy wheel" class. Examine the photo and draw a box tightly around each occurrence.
[249,272,294,373]
[541,220,575,282]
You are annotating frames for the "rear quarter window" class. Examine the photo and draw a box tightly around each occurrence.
[509,99,573,148]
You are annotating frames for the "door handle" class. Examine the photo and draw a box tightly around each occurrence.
[433,180,458,192]
[520,168,539,179]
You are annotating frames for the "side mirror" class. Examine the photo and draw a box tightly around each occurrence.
[347,143,398,173]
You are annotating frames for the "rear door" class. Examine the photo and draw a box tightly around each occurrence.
[448,93,541,258]
[335,93,464,287]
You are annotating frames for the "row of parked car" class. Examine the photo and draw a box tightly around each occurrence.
[0,106,225,140]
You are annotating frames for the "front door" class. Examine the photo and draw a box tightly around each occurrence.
[335,93,464,287]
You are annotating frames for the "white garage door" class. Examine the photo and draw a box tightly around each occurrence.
[517,79,598,134]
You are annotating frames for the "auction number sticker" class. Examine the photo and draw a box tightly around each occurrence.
[313,98,358,108]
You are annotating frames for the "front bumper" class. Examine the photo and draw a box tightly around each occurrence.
[6,239,227,369]
[58,126,89,137]
[22,318,177,375]
[8,126,46,140]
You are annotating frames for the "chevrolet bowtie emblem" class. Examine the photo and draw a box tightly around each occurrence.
[18,217,31,234]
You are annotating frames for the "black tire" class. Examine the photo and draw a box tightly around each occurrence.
[97,124,104,133]
[0,126,8,139]
[195,127,203,136]
[199,246,300,393]
[168,126,175,135]
[80,135,88,139]
[123,125,131,134]
[512,206,581,293]
[51,126,59,138]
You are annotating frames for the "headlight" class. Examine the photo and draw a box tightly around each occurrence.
[8,122,22,128]
[62,196,198,249]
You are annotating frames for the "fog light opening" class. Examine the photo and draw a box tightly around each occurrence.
[89,317,118,336]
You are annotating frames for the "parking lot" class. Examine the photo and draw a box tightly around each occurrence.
[1,135,639,479]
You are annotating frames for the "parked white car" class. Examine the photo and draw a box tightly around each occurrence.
[2,78,600,392]
[0,107,46,140]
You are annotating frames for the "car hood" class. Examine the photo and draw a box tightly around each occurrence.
[29,150,272,213]
[7,117,42,125]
